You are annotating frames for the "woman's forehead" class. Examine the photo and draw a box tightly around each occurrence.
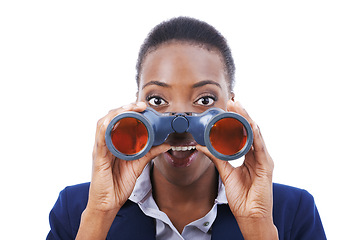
[139,42,228,88]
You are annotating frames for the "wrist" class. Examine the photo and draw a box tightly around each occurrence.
[236,216,278,240]
[75,207,118,240]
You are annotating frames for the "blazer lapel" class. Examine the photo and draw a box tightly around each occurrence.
[107,201,156,240]
[107,201,242,240]
[211,204,244,240]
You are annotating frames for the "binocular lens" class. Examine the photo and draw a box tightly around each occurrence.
[110,117,148,155]
[209,117,248,156]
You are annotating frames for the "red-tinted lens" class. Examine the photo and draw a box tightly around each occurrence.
[209,117,248,156]
[110,117,148,155]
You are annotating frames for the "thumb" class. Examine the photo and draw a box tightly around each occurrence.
[196,145,234,183]
[136,143,171,172]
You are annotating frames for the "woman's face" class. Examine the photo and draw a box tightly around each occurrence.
[137,42,232,186]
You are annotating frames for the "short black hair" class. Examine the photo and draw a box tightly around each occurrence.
[136,16,236,92]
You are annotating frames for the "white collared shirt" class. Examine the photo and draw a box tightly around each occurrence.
[129,163,228,240]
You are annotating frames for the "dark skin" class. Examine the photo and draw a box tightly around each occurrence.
[76,42,278,239]
[137,42,230,232]
[151,165,217,233]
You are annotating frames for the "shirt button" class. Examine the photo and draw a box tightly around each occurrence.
[203,222,210,227]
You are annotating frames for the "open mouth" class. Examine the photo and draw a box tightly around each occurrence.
[164,145,198,167]
[163,132,199,167]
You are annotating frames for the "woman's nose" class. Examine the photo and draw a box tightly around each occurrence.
[165,102,194,114]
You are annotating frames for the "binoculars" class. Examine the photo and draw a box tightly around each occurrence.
[105,107,253,161]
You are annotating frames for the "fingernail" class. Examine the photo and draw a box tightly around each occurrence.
[123,104,132,110]
[227,99,234,106]
[227,100,234,111]
[136,102,146,108]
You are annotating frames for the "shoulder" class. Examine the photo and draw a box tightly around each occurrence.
[212,183,326,240]
[273,183,317,218]
[47,183,90,239]
[273,183,313,206]
[57,182,90,212]
[272,183,326,239]
[48,183,155,240]
[272,183,314,221]
[61,182,90,201]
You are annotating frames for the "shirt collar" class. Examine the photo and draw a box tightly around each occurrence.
[129,162,228,204]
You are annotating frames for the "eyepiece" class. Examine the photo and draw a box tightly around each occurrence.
[105,111,154,160]
[110,117,148,155]
[204,112,253,161]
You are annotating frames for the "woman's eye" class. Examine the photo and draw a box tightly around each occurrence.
[195,96,215,106]
[147,96,167,106]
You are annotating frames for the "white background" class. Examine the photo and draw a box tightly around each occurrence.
[1,1,359,239]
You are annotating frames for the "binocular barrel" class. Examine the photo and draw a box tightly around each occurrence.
[105,107,253,161]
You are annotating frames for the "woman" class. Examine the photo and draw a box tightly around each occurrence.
[47,17,326,240]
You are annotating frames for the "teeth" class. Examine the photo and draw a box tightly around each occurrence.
[171,146,196,151]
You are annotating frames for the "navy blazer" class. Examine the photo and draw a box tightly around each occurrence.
[47,183,326,239]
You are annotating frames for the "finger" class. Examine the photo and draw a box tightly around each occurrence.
[135,143,171,176]
[227,100,253,124]
[251,123,267,156]
[196,145,234,183]
[227,101,265,153]
[227,100,273,169]
[96,102,148,150]
[120,101,147,112]
[93,102,148,164]
[242,127,274,182]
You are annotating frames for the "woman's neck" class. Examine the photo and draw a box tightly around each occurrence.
[151,163,218,232]
[151,163,218,207]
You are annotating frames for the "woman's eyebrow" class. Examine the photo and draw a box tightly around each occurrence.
[142,80,221,89]
[142,81,171,89]
[192,80,221,89]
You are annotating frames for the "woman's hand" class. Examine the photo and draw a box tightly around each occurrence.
[76,102,170,240]
[197,100,278,240]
